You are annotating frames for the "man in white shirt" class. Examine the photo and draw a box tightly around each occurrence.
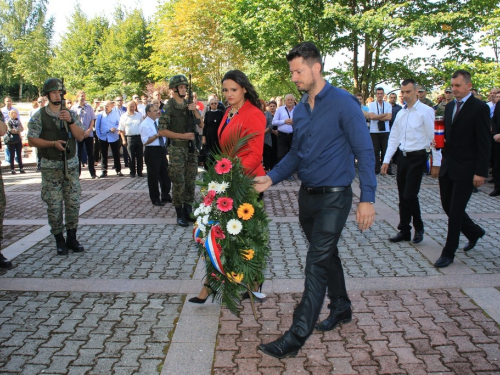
[381,79,441,244]
[140,104,171,206]
[272,94,295,162]
[368,88,392,174]
[95,101,123,178]
[487,88,498,118]
[2,97,21,166]
[137,95,147,118]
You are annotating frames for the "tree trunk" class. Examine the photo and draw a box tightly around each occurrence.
[19,78,23,101]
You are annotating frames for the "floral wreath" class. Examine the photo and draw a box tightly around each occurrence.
[192,128,270,316]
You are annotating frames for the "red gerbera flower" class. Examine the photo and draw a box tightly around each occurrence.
[195,237,204,245]
[204,190,216,206]
[217,197,233,212]
[212,225,226,239]
[214,158,232,174]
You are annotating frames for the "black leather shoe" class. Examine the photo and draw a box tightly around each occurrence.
[184,204,196,222]
[463,229,486,251]
[117,171,124,177]
[0,252,12,269]
[161,194,172,203]
[91,175,99,179]
[434,256,454,268]
[489,189,500,197]
[412,230,424,244]
[258,335,301,359]
[472,187,478,193]
[54,233,68,256]
[152,201,165,207]
[389,231,411,242]
[99,172,107,178]
[315,306,352,331]
[137,172,144,177]
[387,170,394,176]
[66,229,84,253]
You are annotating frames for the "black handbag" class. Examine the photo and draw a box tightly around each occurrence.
[3,132,20,145]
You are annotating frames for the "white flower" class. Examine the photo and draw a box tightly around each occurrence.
[194,207,202,217]
[202,215,209,224]
[196,217,206,233]
[203,205,212,215]
[208,181,218,191]
[216,182,229,193]
[226,219,242,235]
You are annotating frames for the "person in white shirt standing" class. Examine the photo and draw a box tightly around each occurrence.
[381,79,442,244]
[272,94,296,179]
[140,104,171,206]
[119,100,144,178]
[368,88,392,174]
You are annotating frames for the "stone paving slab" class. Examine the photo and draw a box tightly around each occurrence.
[424,219,500,274]
[0,291,182,375]
[377,186,497,215]
[0,225,198,280]
[121,177,149,191]
[214,289,500,374]
[2,225,43,249]
[79,194,176,219]
[266,221,441,280]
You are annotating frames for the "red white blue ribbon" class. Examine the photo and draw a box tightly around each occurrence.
[205,227,225,275]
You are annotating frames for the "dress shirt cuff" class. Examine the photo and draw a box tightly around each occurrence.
[360,190,376,204]
[431,148,442,166]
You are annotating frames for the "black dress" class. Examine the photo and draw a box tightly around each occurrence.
[203,109,224,168]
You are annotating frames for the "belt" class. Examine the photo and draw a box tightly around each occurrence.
[401,149,427,157]
[278,131,293,135]
[301,184,350,194]
[171,140,189,147]
[126,134,140,137]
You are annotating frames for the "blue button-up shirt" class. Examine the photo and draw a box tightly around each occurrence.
[96,110,120,142]
[72,103,96,137]
[268,81,377,203]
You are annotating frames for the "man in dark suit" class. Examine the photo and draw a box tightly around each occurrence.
[490,91,500,196]
[434,70,491,268]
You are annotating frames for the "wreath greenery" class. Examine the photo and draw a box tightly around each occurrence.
[193,129,270,316]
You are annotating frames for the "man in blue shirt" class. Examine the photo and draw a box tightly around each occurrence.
[255,42,377,359]
[96,101,123,178]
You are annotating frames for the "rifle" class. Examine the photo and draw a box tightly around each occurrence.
[186,74,196,153]
[60,78,70,181]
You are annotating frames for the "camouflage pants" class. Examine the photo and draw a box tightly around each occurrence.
[168,146,198,207]
[41,166,81,234]
[0,170,5,244]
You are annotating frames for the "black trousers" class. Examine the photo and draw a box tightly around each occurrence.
[370,132,389,173]
[93,136,101,161]
[78,137,95,177]
[144,146,171,203]
[439,173,484,258]
[277,132,293,162]
[99,139,121,173]
[286,187,352,346]
[493,142,500,188]
[126,135,144,175]
[8,142,23,170]
[396,152,427,233]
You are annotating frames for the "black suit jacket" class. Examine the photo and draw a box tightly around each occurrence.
[439,95,491,181]
[492,102,500,135]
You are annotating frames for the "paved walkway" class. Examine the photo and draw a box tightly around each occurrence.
[0,163,500,374]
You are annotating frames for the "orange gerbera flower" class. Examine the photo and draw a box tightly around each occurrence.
[226,272,244,283]
[237,203,255,220]
[240,249,255,260]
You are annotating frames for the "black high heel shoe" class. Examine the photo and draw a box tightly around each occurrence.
[242,283,264,300]
[188,284,215,304]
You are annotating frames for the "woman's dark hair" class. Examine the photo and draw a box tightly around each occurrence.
[221,70,260,109]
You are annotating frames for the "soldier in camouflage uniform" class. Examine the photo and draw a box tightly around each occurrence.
[417,86,435,108]
[0,111,12,268]
[27,78,86,256]
[158,74,203,226]
[435,88,454,117]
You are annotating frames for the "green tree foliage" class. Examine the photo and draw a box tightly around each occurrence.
[0,0,53,96]
[224,0,500,99]
[52,6,151,99]
[145,0,246,98]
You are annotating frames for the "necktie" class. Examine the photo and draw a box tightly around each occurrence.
[453,101,463,122]
[154,120,165,148]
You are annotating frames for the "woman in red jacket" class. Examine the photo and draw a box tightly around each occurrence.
[189,70,266,303]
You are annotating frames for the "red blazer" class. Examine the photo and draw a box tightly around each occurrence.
[218,100,266,177]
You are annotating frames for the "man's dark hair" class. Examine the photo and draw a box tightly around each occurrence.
[145,104,157,114]
[286,42,323,71]
[452,69,472,84]
[268,100,277,106]
[376,87,384,92]
[401,79,417,89]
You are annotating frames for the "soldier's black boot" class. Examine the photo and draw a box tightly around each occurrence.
[0,244,12,269]
[55,233,68,256]
[175,207,189,227]
[66,229,84,253]
[184,204,196,222]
